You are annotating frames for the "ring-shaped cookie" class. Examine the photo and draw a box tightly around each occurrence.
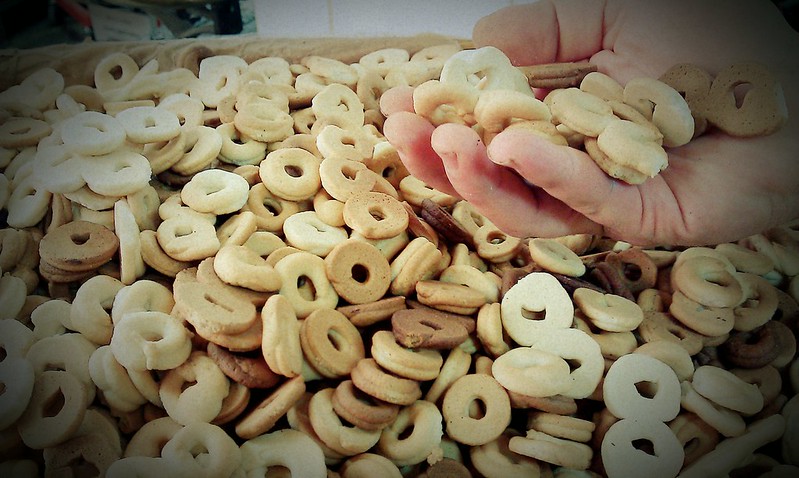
[160,422,241,478]
[550,87,615,137]
[0,117,52,149]
[308,388,382,456]
[500,272,573,346]
[316,124,376,162]
[573,287,644,332]
[527,237,585,277]
[116,105,181,144]
[679,381,746,437]
[491,347,570,398]
[442,373,511,446]
[319,156,378,202]
[60,111,126,156]
[171,125,223,175]
[508,429,593,470]
[0,357,35,430]
[325,239,391,304]
[93,52,139,94]
[528,327,604,399]
[637,310,705,356]
[159,351,229,425]
[238,428,326,478]
[376,399,443,467]
[412,79,479,126]
[192,55,247,108]
[300,308,365,378]
[180,168,250,215]
[244,182,302,232]
[213,244,282,292]
[603,353,681,421]
[235,376,306,440]
[274,251,339,318]
[282,210,348,257]
[370,330,443,381]
[705,62,788,137]
[596,119,669,180]
[671,255,744,308]
[331,379,400,432]
[87,345,147,412]
[718,321,783,369]
[350,358,422,406]
[156,215,221,262]
[470,430,543,478]
[110,310,193,372]
[439,46,531,94]
[16,370,89,450]
[80,150,152,196]
[215,122,266,166]
[623,77,694,147]
[733,272,779,332]
[259,147,321,201]
[39,220,119,272]
[343,191,409,240]
[234,101,294,143]
[601,417,685,478]
[669,290,735,337]
[658,63,714,137]
[311,83,365,130]
[473,224,521,263]
[474,89,551,134]
[692,365,764,416]
[69,274,123,345]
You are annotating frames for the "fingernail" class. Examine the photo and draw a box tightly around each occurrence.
[438,150,459,174]
[487,150,510,166]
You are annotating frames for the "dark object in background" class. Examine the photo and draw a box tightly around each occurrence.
[0,0,51,43]
[773,0,799,30]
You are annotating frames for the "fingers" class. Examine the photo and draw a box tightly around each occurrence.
[485,129,644,239]
[379,85,415,117]
[472,0,606,65]
[382,111,459,197]
[430,124,603,238]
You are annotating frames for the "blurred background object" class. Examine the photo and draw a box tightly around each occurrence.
[1,0,797,50]
[0,0,255,48]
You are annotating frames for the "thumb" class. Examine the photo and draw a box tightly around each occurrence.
[472,0,607,65]
[486,129,648,241]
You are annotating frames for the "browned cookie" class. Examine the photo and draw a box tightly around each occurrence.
[39,220,119,273]
[207,342,281,389]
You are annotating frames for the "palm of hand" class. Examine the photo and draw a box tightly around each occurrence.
[384,0,798,247]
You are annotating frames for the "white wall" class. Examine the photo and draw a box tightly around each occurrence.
[254,0,538,39]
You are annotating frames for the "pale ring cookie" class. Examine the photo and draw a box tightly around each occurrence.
[180,168,250,215]
[491,347,570,398]
[602,353,681,421]
[601,417,684,478]
[258,147,321,201]
[60,111,126,156]
[116,105,181,144]
[500,272,574,346]
[343,191,409,240]
[238,428,326,477]
[622,77,694,147]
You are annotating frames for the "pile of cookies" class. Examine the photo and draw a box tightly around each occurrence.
[0,39,798,478]
[412,46,788,184]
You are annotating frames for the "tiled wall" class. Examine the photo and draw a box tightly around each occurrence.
[255,0,537,39]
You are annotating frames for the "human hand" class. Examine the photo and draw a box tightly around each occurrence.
[381,0,799,247]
